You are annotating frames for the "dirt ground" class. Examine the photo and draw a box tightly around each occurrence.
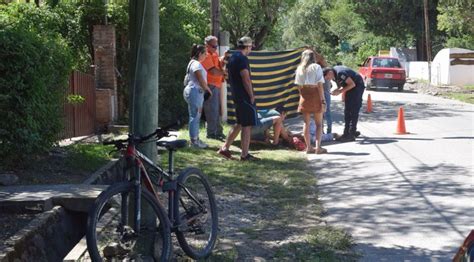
[405,79,471,97]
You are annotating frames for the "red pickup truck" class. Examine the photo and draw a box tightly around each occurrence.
[359,56,406,91]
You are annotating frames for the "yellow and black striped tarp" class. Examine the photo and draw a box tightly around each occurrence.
[227,47,305,124]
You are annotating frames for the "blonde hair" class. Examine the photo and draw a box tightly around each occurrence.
[296,49,316,75]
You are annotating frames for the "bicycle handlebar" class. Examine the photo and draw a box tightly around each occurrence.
[103,122,179,148]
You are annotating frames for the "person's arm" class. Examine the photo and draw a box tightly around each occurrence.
[195,70,212,94]
[318,82,326,112]
[333,77,355,95]
[240,68,254,104]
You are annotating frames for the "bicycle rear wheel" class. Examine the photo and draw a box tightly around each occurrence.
[175,167,218,259]
[86,182,172,261]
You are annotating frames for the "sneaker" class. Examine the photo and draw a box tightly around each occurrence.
[191,139,208,149]
[217,148,233,159]
[240,154,260,161]
[217,133,227,140]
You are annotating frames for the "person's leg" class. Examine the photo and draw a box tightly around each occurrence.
[215,88,224,136]
[349,100,362,136]
[314,112,324,150]
[279,125,292,143]
[302,113,314,152]
[240,126,251,157]
[272,117,283,144]
[185,88,203,143]
[203,85,219,137]
[324,90,332,133]
[222,124,241,150]
[343,100,351,136]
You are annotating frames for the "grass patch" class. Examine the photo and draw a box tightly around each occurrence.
[164,126,318,217]
[65,143,113,172]
[274,226,358,260]
[444,92,474,104]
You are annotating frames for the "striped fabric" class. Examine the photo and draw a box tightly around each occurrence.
[227,48,305,124]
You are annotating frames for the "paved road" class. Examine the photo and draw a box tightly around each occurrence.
[298,90,473,261]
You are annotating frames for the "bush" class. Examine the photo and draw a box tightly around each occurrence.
[0,25,73,166]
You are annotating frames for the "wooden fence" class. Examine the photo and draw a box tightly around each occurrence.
[62,71,96,138]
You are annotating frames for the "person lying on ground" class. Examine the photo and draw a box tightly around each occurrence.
[250,106,294,146]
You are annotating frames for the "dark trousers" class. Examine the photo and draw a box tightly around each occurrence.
[343,88,364,136]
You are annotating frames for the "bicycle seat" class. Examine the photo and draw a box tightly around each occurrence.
[157,139,187,150]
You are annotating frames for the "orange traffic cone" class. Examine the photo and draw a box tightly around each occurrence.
[395,106,409,134]
[366,94,373,113]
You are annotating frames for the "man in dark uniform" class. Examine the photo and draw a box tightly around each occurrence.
[323,66,365,142]
[217,36,259,161]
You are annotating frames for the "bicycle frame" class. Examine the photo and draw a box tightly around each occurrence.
[124,139,204,234]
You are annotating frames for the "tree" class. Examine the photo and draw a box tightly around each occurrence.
[437,0,474,50]
[350,0,441,60]
[220,0,295,49]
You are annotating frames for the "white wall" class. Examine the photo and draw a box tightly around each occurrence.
[406,61,429,81]
[448,48,474,86]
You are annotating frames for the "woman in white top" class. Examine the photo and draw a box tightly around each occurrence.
[294,49,327,154]
[183,44,212,148]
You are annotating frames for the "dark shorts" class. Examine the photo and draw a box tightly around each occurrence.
[235,100,258,127]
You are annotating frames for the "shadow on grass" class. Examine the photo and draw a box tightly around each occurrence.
[161,134,356,260]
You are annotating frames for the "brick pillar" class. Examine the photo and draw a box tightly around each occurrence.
[93,25,117,127]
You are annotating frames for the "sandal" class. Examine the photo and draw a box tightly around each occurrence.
[316,148,328,154]
[306,148,316,154]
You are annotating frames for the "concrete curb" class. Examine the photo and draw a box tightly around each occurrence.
[0,159,124,262]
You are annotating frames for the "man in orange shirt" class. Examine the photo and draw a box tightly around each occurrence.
[202,35,226,140]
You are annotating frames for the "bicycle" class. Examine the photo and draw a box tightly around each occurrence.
[86,125,218,261]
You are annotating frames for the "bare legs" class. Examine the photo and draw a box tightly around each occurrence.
[303,112,325,153]
[302,113,313,153]
[240,126,251,157]
[220,124,251,158]
[222,124,241,151]
[314,112,324,151]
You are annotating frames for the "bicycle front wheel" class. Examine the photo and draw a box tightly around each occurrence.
[86,182,172,261]
[175,167,218,259]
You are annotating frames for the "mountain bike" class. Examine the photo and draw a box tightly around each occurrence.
[86,125,218,261]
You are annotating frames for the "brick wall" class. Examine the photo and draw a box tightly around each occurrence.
[95,89,112,126]
[93,25,117,125]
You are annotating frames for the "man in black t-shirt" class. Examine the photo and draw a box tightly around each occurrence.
[217,36,259,161]
[324,66,365,141]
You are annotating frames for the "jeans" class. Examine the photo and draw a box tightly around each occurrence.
[323,89,332,133]
[183,86,204,140]
[203,85,223,136]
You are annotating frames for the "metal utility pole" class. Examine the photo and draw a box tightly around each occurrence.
[211,0,220,38]
[129,0,159,161]
[129,0,159,255]
[424,0,431,82]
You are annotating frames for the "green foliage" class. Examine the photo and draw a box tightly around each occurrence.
[0,2,103,71]
[437,0,474,50]
[220,0,293,49]
[66,94,86,104]
[0,25,73,166]
[158,0,208,125]
[66,143,112,172]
